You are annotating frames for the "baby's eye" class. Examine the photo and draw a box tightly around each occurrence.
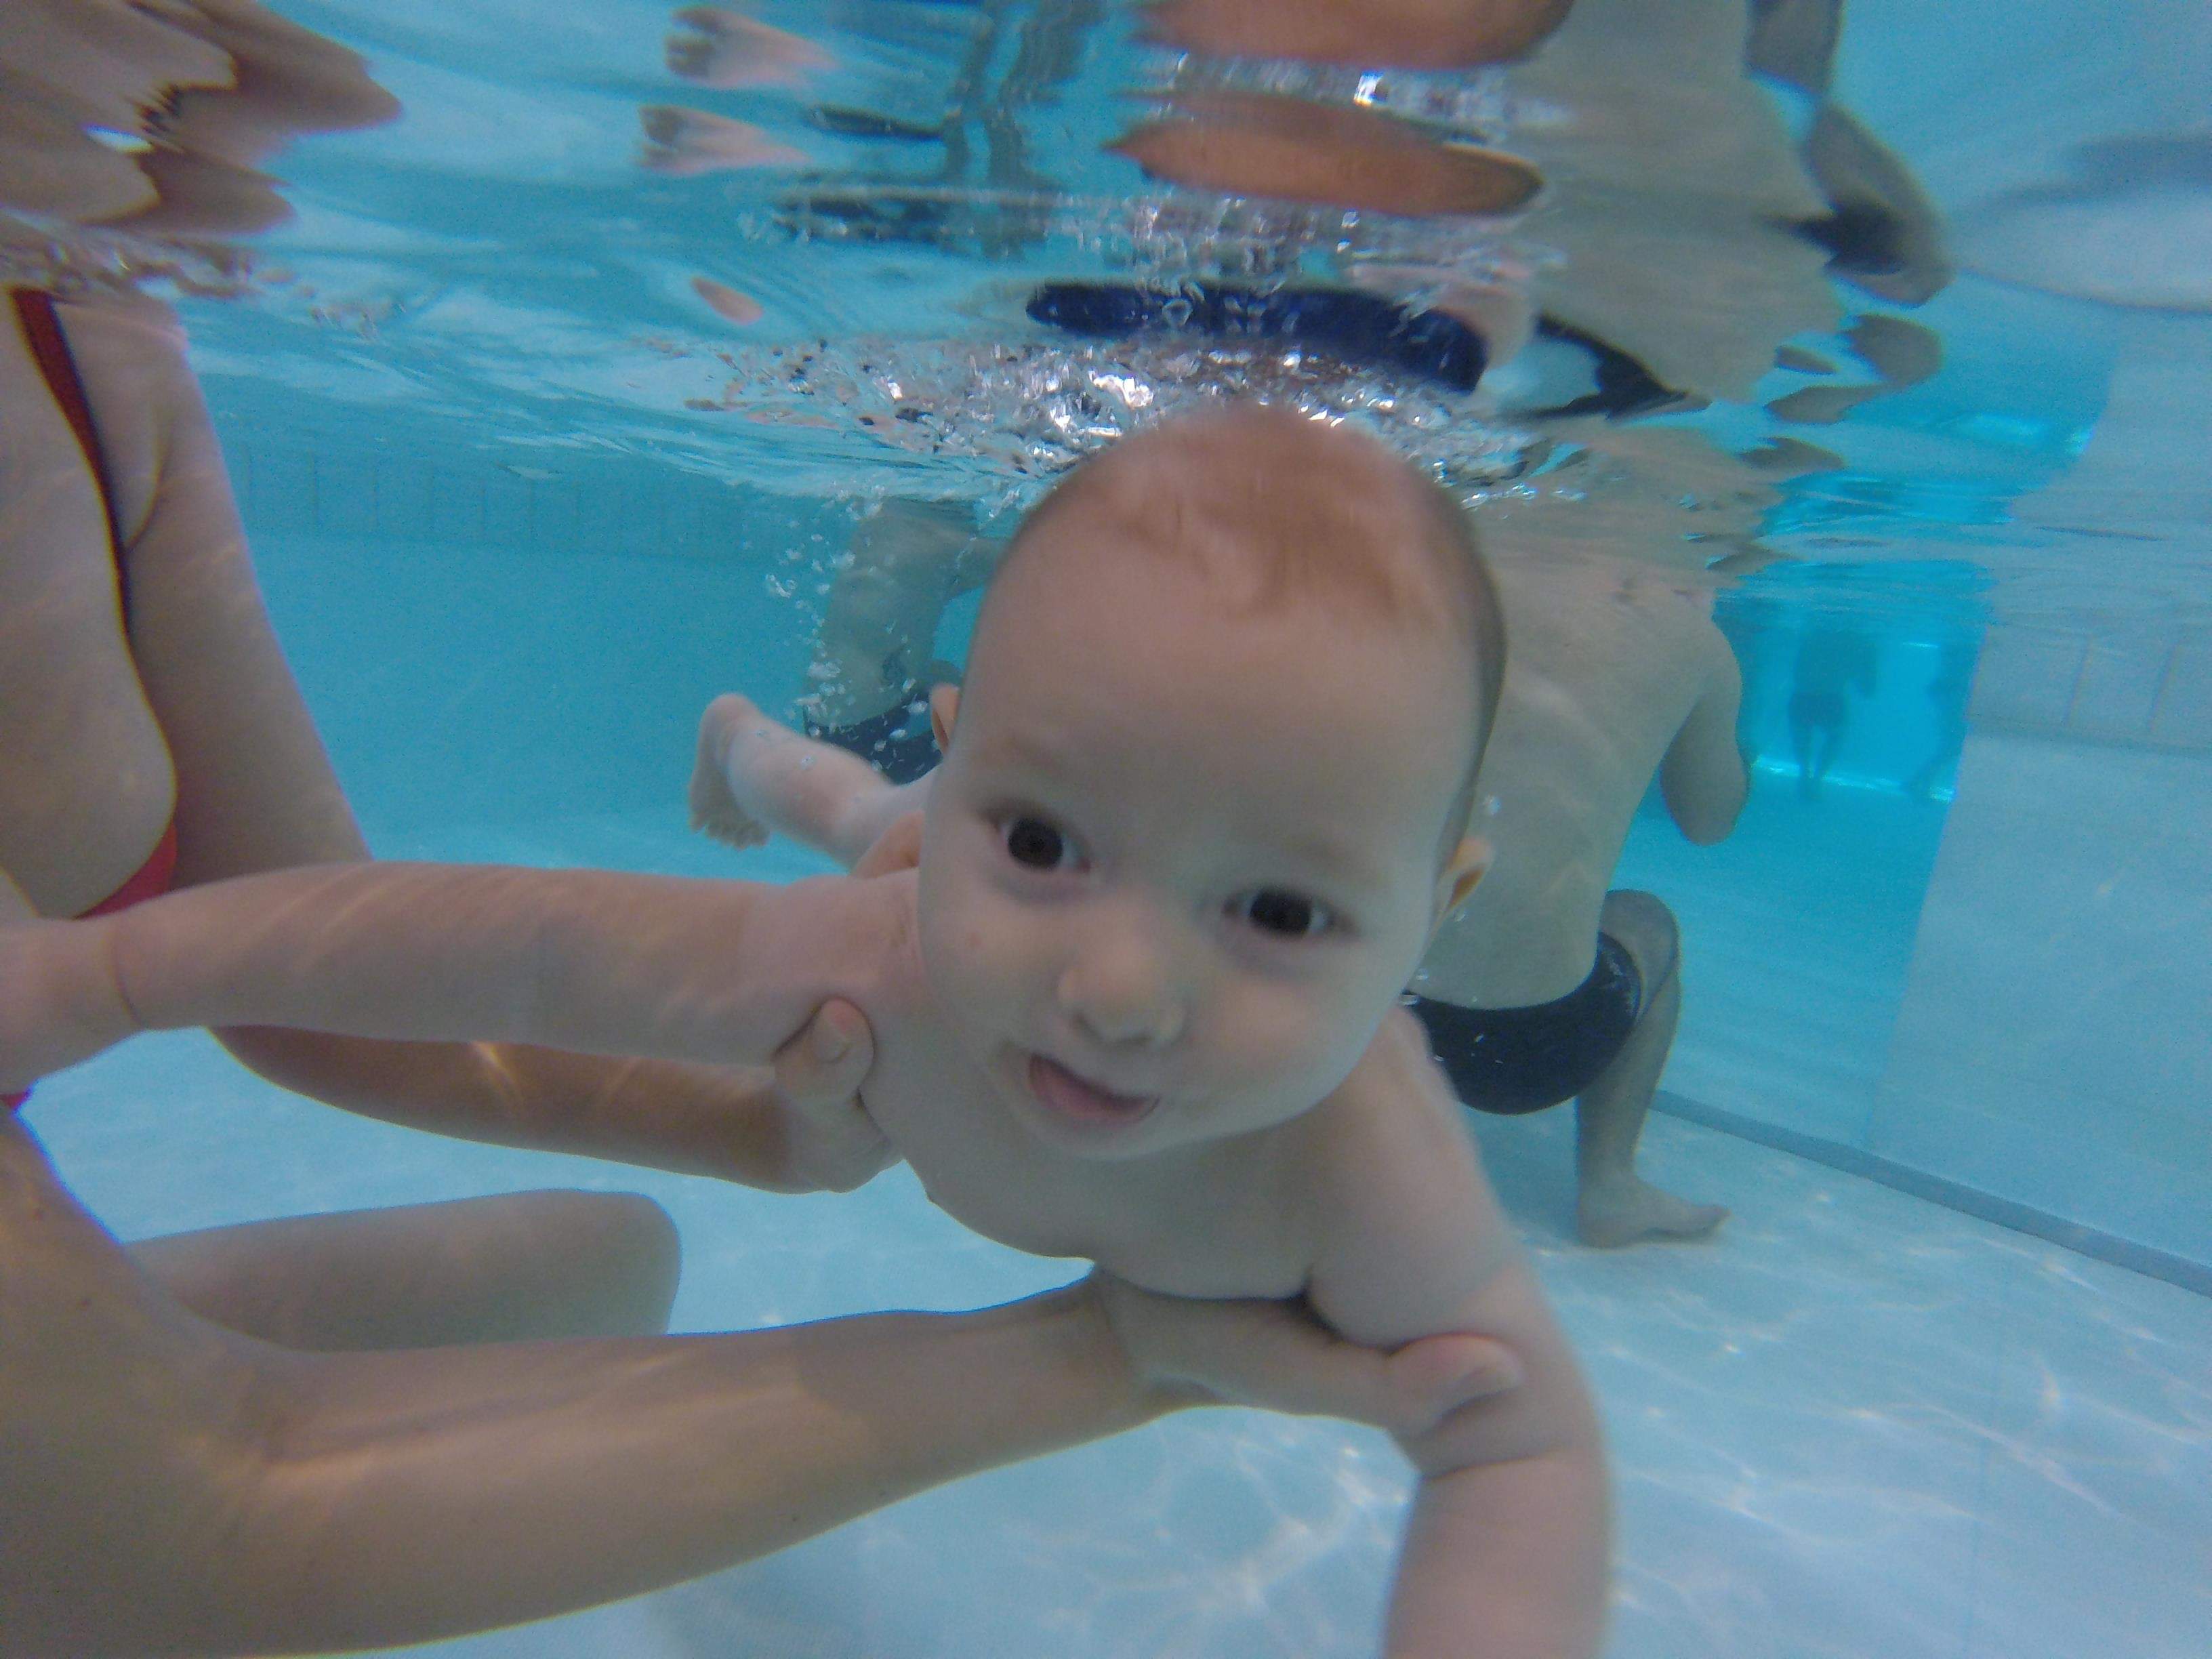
[1002,815,1080,872]
[1232,888,1334,939]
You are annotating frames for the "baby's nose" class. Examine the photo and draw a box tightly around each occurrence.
[1058,920,1186,1048]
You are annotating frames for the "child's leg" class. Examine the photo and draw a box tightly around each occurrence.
[689,693,931,867]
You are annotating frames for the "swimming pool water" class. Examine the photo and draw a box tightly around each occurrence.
[10,0,2209,1651]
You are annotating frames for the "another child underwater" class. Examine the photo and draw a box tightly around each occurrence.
[1,405,1610,1658]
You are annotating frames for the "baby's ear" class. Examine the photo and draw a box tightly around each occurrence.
[928,683,962,752]
[1432,836,1490,925]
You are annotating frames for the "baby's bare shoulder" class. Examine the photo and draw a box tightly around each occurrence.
[1315,1106,1500,1257]
[1310,1007,1476,1143]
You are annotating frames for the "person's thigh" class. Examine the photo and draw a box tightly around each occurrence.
[1596,889,1679,991]
[129,1189,682,1350]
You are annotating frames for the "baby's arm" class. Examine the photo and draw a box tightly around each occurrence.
[1305,1014,1610,1659]
[0,861,901,1094]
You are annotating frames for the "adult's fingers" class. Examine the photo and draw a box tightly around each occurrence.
[1218,1308,1525,1434]
[769,998,874,1105]
[1093,1273,1524,1437]
[1385,1330,1526,1425]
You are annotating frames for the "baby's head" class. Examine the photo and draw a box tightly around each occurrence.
[917,405,1503,1159]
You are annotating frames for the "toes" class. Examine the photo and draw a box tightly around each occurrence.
[1668,1204,1729,1239]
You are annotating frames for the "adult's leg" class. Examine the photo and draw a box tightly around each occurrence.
[1786,693,1818,798]
[1811,712,1847,794]
[1572,890,1728,1248]
[806,498,983,729]
[128,1188,681,1350]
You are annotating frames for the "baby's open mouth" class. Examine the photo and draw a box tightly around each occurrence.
[1027,1054,1159,1126]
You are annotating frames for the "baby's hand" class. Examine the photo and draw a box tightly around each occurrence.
[0,919,140,1093]
[1088,1272,1525,1439]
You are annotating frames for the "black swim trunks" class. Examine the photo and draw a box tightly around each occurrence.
[1408,934,1643,1115]
[806,695,939,784]
[1025,279,1488,393]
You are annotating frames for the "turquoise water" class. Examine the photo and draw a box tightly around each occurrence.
[15,0,2212,1653]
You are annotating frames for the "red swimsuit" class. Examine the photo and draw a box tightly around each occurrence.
[5,289,182,1111]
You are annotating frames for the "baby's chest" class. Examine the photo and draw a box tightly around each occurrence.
[861,1040,1314,1300]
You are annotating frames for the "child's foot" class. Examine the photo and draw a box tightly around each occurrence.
[689,694,775,849]
[689,693,918,866]
[1576,1176,1727,1249]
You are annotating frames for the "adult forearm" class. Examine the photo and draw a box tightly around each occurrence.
[1385,1446,1612,1659]
[106,862,876,1067]
[85,1286,1162,1654]
[216,1027,806,1185]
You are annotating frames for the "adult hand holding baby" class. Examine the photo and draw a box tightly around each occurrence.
[771,998,895,1190]
[716,806,924,1191]
[1091,1271,1526,1435]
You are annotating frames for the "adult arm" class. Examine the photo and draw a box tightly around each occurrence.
[0,1111,1516,1656]
[0,857,899,1094]
[62,295,872,1188]
[1658,638,1748,844]
[1306,1013,1612,1659]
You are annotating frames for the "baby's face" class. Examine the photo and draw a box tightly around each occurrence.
[916,536,1479,1162]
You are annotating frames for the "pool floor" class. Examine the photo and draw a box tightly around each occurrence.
[28,808,2211,1659]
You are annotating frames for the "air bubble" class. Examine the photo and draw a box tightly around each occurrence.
[700,330,1528,501]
